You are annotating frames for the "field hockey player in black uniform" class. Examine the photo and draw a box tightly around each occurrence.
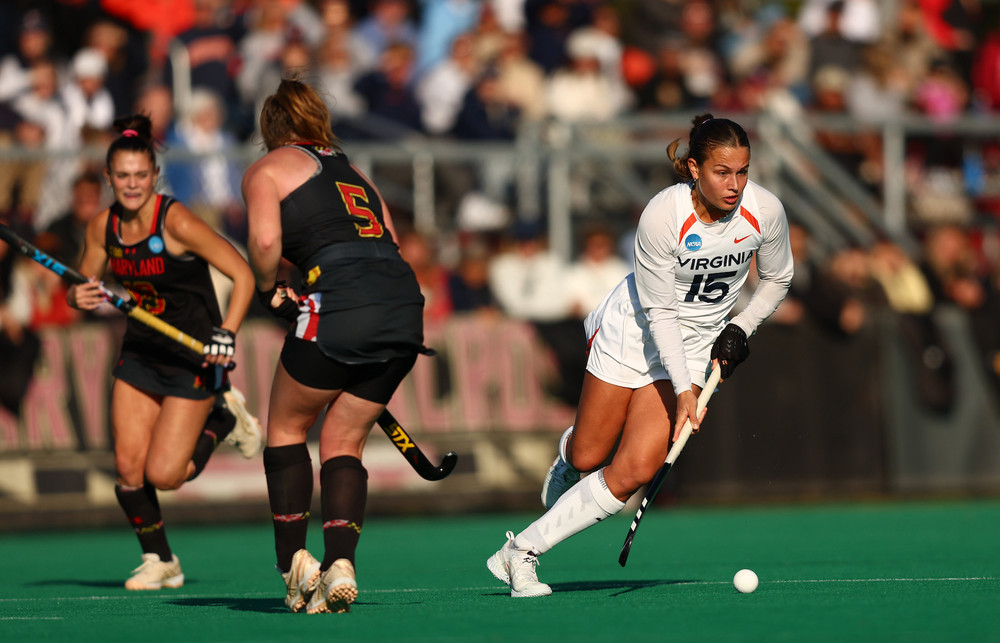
[67,115,259,590]
[243,78,426,614]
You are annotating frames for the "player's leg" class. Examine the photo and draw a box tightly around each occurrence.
[306,354,416,614]
[110,380,184,590]
[489,376,633,596]
[265,359,334,611]
[541,373,635,507]
[186,386,263,480]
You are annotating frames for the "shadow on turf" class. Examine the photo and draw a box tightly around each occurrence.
[168,598,393,613]
[26,579,202,590]
[485,579,696,598]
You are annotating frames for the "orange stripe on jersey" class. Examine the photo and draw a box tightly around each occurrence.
[739,206,760,234]
[678,213,698,245]
[585,326,600,356]
[150,194,162,234]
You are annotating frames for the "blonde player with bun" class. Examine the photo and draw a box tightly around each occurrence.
[487,114,794,597]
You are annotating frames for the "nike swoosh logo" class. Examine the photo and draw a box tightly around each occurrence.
[734,235,751,243]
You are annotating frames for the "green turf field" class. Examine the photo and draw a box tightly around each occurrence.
[2,499,998,642]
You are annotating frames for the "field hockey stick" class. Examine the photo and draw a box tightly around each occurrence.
[618,364,722,567]
[376,409,458,481]
[0,222,225,361]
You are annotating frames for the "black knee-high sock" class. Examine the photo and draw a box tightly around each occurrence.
[115,482,172,561]
[188,404,236,481]
[319,455,367,570]
[264,444,313,572]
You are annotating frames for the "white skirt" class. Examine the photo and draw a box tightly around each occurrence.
[583,274,716,390]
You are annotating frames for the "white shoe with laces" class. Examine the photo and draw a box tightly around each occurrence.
[281,549,322,613]
[486,531,552,598]
[541,454,580,509]
[306,558,358,614]
[124,553,184,590]
[222,388,263,458]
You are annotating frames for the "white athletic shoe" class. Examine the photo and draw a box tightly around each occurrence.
[541,454,580,509]
[124,553,184,590]
[486,531,552,598]
[306,558,358,614]
[281,549,322,613]
[222,388,263,458]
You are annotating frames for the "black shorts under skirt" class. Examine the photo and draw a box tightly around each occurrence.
[280,337,416,404]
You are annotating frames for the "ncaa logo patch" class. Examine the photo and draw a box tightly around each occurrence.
[147,235,164,254]
[685,234,703,252]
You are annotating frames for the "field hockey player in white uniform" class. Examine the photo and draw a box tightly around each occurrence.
[487,114,794,597]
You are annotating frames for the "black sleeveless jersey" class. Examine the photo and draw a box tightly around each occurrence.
[279,143,396,267]
[105,194,222,357]
[278,143,426,363]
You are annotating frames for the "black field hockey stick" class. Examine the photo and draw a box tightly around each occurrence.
[618,365,722,567]
[376,409,458,481]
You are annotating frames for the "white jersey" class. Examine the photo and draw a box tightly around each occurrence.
[630,179,794,394]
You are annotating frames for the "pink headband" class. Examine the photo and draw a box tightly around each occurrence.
[122,129,138,137]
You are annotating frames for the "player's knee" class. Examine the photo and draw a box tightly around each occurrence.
[144,466,186,490]
[567,444,608,473]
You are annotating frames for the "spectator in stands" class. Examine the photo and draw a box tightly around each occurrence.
[416,32,480,136]
[448,236,499,315]
[0,10,58,103]
[42,171,105,268]
[83,18,149,120]
[163,89,245,243]
[354,0,419,62]
[881,0,945,100]
[133,83,175,142]
[797,0,882,45]
[63,48,116,147]
[316,32,367,137]
[0,239,40,416]
[805,1,864,86]
[11,59,73,230]
[397,229,453,323]
[162,0,246,137]
[318,0,378,73]
[523,0,596,74]
[451,66,521,140]
[565,223,630,319]
[491,29,548,123]
[488,220,586,405]
[414,0,483,78]
[236,0,297,113]
[353,41,424,138]
[0,104,46,228]
[545,28,632,123]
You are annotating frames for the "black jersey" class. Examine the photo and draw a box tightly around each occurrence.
[279,143,425,364]
[279,143,396,267]
[105,194,222,359]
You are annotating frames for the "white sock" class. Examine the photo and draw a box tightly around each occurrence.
[515,468,625,555]
[558,426,577,469]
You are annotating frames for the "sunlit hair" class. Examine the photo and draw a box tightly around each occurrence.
[106,114,158,168]
[666,113,750,182]
[259,77,341,152]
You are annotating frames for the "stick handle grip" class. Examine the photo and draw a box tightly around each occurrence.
[664,365,722,465]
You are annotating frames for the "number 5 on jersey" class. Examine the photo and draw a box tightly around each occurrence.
[336,182,384,238]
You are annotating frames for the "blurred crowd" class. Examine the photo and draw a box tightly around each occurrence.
[2,0,1000,414]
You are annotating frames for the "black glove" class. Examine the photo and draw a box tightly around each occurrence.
[203,326,235,360]
[256,281,299,324]
[711,323,749,379]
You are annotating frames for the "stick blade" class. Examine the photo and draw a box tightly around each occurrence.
[618,532,636,567]
[420,451,458,481]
